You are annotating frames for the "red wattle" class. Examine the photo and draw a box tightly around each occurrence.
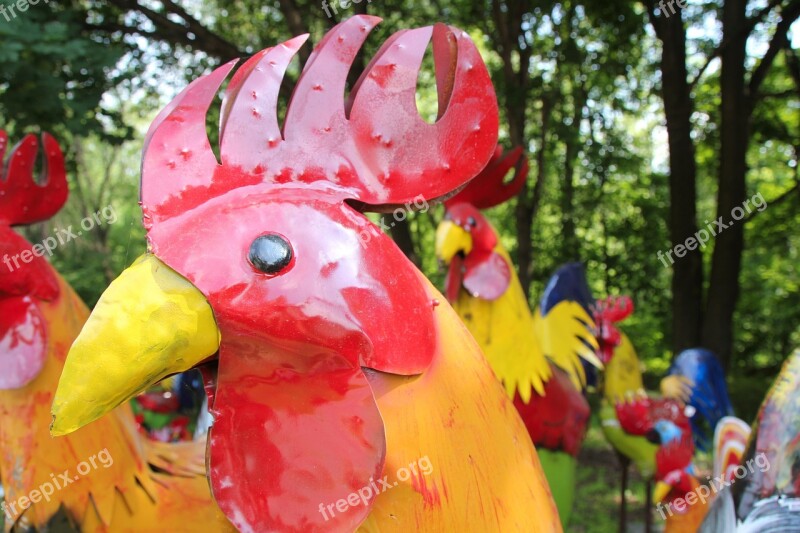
[207,338,386,532]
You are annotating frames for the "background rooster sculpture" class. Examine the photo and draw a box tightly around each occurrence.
[434,146,601,524]
[642,415,750,532]
[699,348,800,531]
[624,348,800,531]
[595,296,734,532]
[50,16,562,532]
[0,131,232,531]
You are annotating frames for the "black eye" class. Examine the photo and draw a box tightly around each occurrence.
[467,216,477,228]
[248,234,293,275]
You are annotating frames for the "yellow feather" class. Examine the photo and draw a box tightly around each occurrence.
[451,253,549,402]
[532,302,600,391]
[358,275,561,532]
[0,275,233,532]
[450,244,599,401]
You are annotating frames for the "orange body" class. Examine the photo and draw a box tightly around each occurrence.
[0,275,232,532]
[359,276,561,531]
[661,477,709,533]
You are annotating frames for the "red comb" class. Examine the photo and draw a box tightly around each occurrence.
[445,145,528,209]
[615,397,655,435]
[594,295,634,324]
[656,433,695,477]
[141,16,499,226]
[0,131,67,226]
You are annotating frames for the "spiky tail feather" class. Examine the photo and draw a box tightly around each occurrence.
[713,416,751,482]
[534,263,601,392]
[665,348,733,450]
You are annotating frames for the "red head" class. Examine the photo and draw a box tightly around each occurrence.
[146,21,497,530]
[0,131,67,389]
[0,131,66,300]
[654,432,697,509]
[593,295,633,364]
[52,16,499,532]
[142,14,497,366]
[434,147,526,301]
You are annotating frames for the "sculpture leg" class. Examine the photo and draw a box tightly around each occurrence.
[618,453,630,533]
[644,478,653,533]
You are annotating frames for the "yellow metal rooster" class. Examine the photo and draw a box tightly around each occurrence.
[434,147,602,524]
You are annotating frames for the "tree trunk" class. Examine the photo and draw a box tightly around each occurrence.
[702,0,800,368]
[701,0,749,368]
[382,214,420,267]
[649,3,704,353]
[560,86,585,263]
[560,143,577,262]
[491,0,533,296]
[516,97,551,296]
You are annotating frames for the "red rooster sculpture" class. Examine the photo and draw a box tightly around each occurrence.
[50,16,562,532]
[596,296,733,532]
[0,132,232,531]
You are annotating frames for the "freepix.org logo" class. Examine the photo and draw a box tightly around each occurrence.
[3,205,118,273]
[1,449,114,522]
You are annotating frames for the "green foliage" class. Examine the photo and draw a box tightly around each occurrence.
[0,1,131,140]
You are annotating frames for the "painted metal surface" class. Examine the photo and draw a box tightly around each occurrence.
[51,15,562,533]
[734,348,800,519]
[595,301,679,498]
[0,132,64,303]
[443,145,528,209]
[617,398,699,533]
[0,131,68,226]
[437,145,529,302]
[667,348,734,450]
[434,146,600,525]
[593,295,634,366]
[652,429,706,533]
[615,395,724,532]
[0,132,64,390]
[701,352,800,530]
[438,206,509,301]
[0,296,46,390]
[0,133,232,531]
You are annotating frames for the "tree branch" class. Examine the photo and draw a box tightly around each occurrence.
[688,0,791,92]
[104,0,243,61]
[748,0,800,97]
[744,182,800,223]
[160,0,242,60]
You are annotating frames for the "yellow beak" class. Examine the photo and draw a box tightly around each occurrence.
[435,220,473,264]
[50,254,220,436]
[653,481,673,503]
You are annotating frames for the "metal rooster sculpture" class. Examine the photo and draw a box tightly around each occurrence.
[597,296,734,532]
[641,415,750,533]
[700,348,800,531]
[434,146,602,524]
[0,132,232,531]
[50,17,562,532]
[625,350,800,532]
